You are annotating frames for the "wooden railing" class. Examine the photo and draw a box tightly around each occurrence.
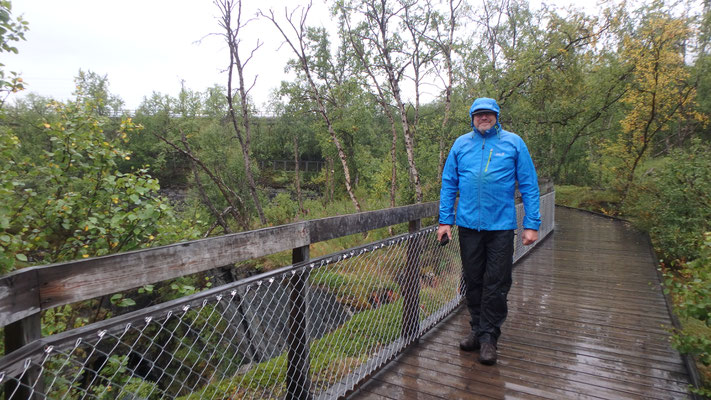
[0,202,440,353]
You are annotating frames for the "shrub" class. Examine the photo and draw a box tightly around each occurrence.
[663,232,711,396]
[627,139,711,262]
[0,99,201,273]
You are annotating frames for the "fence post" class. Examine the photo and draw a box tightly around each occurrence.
[4,314,42,400]
[402,219,422,340]
[286,245,312,400]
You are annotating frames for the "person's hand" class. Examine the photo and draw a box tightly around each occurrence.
[522,229,538,245]
[437,224,452,242]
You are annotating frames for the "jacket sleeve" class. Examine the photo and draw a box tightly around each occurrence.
[515,139,541,230]
[439,146,459,225]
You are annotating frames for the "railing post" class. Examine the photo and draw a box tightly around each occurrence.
[4,314,42,400]
[286,245,312,400]
[402,219,422,340]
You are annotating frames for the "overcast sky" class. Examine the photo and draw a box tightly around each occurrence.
[8,0,596,111]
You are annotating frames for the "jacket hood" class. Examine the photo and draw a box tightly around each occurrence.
[469,97,500,128]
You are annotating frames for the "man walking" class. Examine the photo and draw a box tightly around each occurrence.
[437,97,541,365]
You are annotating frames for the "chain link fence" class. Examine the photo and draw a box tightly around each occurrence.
[1,193,554,400]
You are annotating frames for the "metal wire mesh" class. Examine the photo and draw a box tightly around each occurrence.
[515,190,555,262]
[0,192,554,400]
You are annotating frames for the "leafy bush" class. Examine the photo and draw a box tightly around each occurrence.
[0,98,202,273]
[663,232,711,396]
[264,192,298,225]
[627,140,711,262]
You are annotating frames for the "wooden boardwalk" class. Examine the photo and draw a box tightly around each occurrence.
[349,207,693,399]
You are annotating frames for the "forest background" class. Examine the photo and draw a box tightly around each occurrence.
[1,0,711,393]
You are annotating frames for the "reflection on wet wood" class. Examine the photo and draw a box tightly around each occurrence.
[349,207,692,399]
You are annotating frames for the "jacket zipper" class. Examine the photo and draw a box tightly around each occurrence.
[484,148,493,172]
[478,137,486,230]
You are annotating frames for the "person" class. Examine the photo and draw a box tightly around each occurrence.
[437,97,541,365]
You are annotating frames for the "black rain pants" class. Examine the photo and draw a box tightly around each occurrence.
[458,227,514,346]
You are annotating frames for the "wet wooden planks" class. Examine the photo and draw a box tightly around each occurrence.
[349,207,692,399]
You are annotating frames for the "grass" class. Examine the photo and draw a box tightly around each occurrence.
[554,184,620,215]
[177,301,403,400]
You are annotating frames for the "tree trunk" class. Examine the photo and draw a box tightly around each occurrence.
[264,7,362,212]
[327,157,335,204]
[153,130,248,230]
[438,77,453,183]
[293,133,305,215]
[380,7,422,203]
[218,0,267,225]
[190,157,231,234]
[395,95,423,203]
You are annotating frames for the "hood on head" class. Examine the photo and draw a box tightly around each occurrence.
[469,97,500,128]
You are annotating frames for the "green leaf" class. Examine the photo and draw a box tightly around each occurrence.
[15,253,27,262]
[118,298,136,307]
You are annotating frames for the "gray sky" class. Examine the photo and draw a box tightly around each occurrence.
[8,0,596,111]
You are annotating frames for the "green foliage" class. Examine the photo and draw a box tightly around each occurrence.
[554,185,620,215]
[264,192,299,225]
[0,1,26,54]
[74,70,125,116]
[0,0,28,107]
[129,92,180,182]
[110,293,136,308]
[0,93,201,273]
[43,353,161,400]
[41,304,89,336]
[663,232,711,395]
[155,276,211,301]
[601,3,704,205]
[88,355,161,400]
[178,299,403,400]
[626,140,711,262]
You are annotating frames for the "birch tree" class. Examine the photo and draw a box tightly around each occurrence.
[216,0,267,225]
[337,0,423,203]
[424,0,462,181]
[340,9,400,210]
[263,3,362,212]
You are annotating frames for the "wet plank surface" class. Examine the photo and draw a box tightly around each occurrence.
[349,207,692,399]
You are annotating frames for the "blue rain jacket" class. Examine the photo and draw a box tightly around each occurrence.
[439,98,541,231]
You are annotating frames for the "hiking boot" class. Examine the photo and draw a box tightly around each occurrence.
[478,342,497,365]
[459,331,480,351]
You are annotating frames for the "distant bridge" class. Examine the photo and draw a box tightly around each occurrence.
[258,160,326,173]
